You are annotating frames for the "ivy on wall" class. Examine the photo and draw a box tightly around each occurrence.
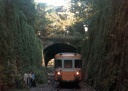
[0,0,45,89]
[81,0,128,91]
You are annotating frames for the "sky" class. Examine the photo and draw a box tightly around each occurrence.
[34,0,70,6]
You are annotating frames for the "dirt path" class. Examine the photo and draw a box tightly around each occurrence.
[8,81,95,91]
[32,81,95,91]
[30,84,53,91]
[30,82,59,91]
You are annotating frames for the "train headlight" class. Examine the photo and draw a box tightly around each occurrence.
[75,71,80,80]
[57,71,61,75]
[76,71,79,75]
[56,71,62,80]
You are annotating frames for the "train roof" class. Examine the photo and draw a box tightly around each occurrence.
[55,53,82,59]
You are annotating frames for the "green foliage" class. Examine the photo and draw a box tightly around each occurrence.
[35,1,87,52]
[0,0,44,90]
[35,3,52,36]
[81,0,128,91]
[35,2,86,38]
[36,67,48,84]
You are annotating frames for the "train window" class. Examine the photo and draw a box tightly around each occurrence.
[75,60,82,68]
[64,60,72,68]
[55,59,62,68]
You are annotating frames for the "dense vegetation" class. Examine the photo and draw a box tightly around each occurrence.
[0,0,47,90]
[81,0,128,91]
[35,2,85,45]
[0,0,128,91]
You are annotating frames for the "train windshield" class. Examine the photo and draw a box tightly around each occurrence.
[75,60,82,68]
[55,59,62,68]
[64,60,72,68]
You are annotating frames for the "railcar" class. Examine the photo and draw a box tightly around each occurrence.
[54,53,83,84]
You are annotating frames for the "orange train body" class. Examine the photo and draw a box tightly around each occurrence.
[54,53,83,83]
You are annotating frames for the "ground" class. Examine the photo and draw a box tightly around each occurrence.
[8,81,95,91]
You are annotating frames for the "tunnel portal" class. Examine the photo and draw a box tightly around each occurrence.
[43,43,76,66]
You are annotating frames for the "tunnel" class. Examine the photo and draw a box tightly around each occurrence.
[43,43,76,66]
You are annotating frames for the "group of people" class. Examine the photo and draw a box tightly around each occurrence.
[23,72,36,88]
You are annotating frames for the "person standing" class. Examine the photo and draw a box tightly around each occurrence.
[23,72,28,85]
[31,72,36,87]
[29,72,32,88]
[27,72,31,86]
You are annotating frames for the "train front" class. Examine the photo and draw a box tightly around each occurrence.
[54,53,83,83]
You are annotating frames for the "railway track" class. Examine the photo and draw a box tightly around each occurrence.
[44,77,95,91]
[54,81,96,91]
[54,83,80,91]
[30,80,95,91]
[55,87,79,91]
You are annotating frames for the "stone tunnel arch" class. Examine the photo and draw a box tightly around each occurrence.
[43,43,76,66]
